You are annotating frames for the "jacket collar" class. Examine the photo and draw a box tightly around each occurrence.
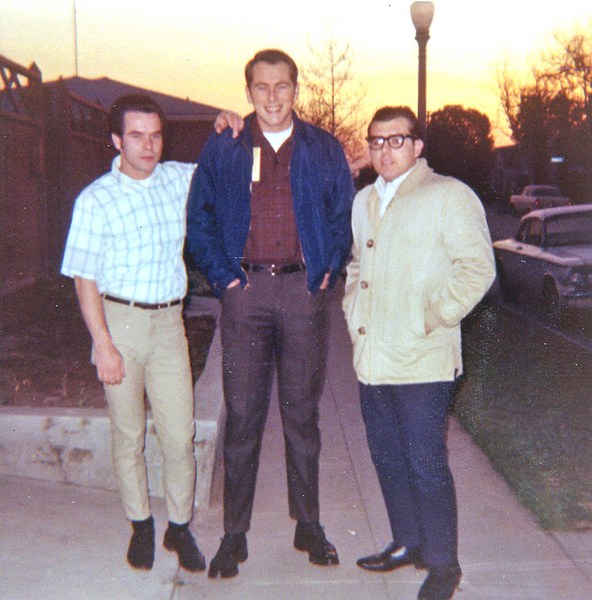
[396,158,432,195]
[365,158,434,222]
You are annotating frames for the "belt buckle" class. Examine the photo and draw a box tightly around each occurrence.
[268,264,280,276]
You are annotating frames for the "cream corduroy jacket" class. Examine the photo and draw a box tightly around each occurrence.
[342,159,496,385]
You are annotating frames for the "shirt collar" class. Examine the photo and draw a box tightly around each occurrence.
[111,155,160,187]
[373,163,418,218]
[374,163,417,200]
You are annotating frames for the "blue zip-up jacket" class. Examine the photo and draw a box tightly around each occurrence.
[186,112,354,295]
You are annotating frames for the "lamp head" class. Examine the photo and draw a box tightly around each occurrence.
[410,1,435,33]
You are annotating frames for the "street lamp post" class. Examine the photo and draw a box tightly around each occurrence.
[410,1,435,139]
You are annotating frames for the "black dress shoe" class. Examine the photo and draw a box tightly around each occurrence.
[418,564,462,600]
[294,521,339,566]
[357,542,425,571]
[208,533,248,578]
[163,521,206,572]
[127,516,155,570]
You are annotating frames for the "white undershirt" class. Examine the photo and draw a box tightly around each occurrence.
[263,124,294,152]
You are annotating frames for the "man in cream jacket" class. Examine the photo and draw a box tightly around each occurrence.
[343,106,495,600]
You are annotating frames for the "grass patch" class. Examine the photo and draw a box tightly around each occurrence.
[454,300,592,531]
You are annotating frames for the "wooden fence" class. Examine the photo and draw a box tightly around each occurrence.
[0,55,47,295]
[44,80,114,274]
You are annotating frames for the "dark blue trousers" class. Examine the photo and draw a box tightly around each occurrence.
[359,381,458,568]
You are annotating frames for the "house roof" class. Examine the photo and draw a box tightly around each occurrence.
[44,76,222,120]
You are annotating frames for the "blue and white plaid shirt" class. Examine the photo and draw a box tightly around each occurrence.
[61,156,196,303]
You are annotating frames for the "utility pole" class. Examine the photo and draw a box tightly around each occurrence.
[73,0,79,76]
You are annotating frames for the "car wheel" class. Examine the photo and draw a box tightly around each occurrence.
[497,262,519,302]
[542,279,563,322]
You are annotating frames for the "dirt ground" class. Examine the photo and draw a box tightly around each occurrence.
[0,278,215,409]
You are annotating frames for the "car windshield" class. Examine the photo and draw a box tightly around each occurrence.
[535,187,560,197]
[544,212,592,246]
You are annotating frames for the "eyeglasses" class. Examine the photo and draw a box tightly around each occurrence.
[367,134,417,151]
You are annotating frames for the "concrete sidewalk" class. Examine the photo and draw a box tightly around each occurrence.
[1,286,591,600]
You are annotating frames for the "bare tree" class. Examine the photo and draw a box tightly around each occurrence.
[540,30,592,123]
[498,24,592,199]
[297,28,366,163]
[500,27,592,142]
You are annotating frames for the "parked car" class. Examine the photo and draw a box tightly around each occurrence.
[509,185,571,215]
[493,204,592,318]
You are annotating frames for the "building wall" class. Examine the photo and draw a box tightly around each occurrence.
[165,119,214,164]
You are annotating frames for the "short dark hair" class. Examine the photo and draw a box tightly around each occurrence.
[368,106,422,140]
[108,93,166,137]
[245,49,298,88]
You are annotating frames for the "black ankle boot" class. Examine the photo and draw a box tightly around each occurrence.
[163,521,206,572]
[208,533,248,578]
[127,516,155,570]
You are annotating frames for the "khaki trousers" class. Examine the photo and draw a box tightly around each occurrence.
[96,300,196,524]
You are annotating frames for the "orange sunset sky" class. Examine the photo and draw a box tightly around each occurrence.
[2,0,591,146]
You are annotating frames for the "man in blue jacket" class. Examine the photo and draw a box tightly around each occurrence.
[186,49,354,578]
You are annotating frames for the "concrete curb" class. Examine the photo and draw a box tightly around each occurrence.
[0,296,225,511]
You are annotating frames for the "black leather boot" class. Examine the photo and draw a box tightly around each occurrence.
[127,516,155,570]
[163,521,206,572]
[208,533,248,578]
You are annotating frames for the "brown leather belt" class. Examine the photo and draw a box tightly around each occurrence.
[241,262,305,276]
[103,294,182,310]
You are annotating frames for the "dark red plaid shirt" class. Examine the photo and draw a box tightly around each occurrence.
[243,119,302,264]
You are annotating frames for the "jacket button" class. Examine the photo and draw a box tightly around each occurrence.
[366,239,374,248]
[358,326,366,335]
[360,281,369,289]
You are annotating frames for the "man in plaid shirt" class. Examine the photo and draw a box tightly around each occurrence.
[61,93,204,573]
